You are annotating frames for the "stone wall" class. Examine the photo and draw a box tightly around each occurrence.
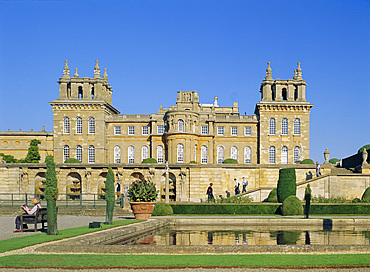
[0,163,369,202]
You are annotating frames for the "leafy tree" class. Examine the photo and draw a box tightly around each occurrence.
[105,166,115,225]
[358,144,370,154]
[304,184,312,218]
[0,153,18,163]
[329,158,339,164]
[24,139,41,163]
[277,168,296,203]
[44,155,58,235]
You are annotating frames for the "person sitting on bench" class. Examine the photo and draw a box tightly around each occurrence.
[14,197,42,233]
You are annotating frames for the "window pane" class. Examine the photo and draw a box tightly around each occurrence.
[245,126,251,136]
[157,145,164,163]
[231,146,238,161]
[281,146,288,164]
[88,117,95,134]
[76,145,82,162]
[128,146,135,163]
[88,145,95,163]
[114,146,121,163]
[157,125,164,134]
[128,126,135,135]
[76,117,82,134]
[142,146,149,161]
[217,126,224,135]
[231,126,238,136]
[201,125,208,135]
[269,146,276,164]
[177,144,184,163]
[63,117,70,134]
[217,146,224,164]
[282,118,288,135]
[142,126,149,135]
[244,146,251,164]
[178,120,184,132]
[201,145,208,164]
[63,145,70,162]
[294,118,301,135]
[269,118,276,135]
[114,126,121,135]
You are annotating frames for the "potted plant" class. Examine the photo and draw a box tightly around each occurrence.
[128,179,159,219]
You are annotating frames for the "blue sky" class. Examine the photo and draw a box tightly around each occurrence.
[0,0,369,163]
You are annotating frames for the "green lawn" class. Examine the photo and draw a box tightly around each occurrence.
[0,219,143,253]
[0,254,369,268]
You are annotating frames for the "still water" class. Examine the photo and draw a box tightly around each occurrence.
[112,225,370,246]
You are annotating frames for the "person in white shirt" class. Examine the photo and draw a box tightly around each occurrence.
[14,197,42,233]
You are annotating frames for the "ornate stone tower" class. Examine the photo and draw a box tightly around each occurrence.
[50,60,119,164]
[255,62,313,164]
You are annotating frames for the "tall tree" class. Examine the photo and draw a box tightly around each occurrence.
[105,166,115,225]
[24,139,41,163]
[45,155,58,235]
[304,184,312,218]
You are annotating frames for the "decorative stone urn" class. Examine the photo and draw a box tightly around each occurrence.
[130,202,156,220]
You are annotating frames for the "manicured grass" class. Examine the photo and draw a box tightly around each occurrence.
[0,219,142,253]
[0,254,369,268]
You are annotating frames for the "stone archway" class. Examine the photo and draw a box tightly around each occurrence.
[66,172,82,199]
[130,172,145,182]
[97,172,107,200]
[161,172,176,201]
[34,172,46,199]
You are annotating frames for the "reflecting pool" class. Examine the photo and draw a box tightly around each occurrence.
[111,225,370,246]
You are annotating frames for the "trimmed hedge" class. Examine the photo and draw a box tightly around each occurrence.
[169,203,370,215]
[282,196,303,216]
[223,158,238,164]
[152,202,173,216]
[361,187,370,201]
[170,204,280,215]
[266,188,278,203]
[64,158,81,163]
[142,158,157,163]
[300,159,314,164]
[277,168,296,203]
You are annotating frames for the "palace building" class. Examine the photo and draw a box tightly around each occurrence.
[0,61,323,202]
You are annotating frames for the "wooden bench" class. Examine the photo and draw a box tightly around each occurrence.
[20,207,47,232]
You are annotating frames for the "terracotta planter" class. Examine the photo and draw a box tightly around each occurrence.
[130,202,156,220]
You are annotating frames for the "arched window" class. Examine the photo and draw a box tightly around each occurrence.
[63,145,70,162]
[231,146,238,161]
[157,145,164,164]
[142,146,149,161]
[194,145,197,162]
[294,146,300,163]
[269,118,276,135]
[76,145,82,162]
[282,118,288,135]
[76,117,82,134]
[294,118,301,135]
[177,143,184,163]
[88,145,95,163]
[114,146,121,163]
[217,146,224,164]
[91,87,94,99]
[128,146,135,163]
[201,145,208,164]
[281,146,288,164]
[269,146,276,164]
[63,117,70,134]
[88,117,95,134]
[178,120,184,132]
[244,146,251,164]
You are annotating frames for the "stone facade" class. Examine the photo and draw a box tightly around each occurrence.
[3,60,367,202]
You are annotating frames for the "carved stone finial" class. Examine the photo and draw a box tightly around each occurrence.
[94,60,101,78]
[74,68,79,78]
[214,96,219,107]
[265,62,273,80]
[63,60,70,78]
[324,148,330,163]
[294,62,302,80]
[103,68,108,80]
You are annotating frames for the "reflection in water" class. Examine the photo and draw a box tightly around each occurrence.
[112,227,370,246]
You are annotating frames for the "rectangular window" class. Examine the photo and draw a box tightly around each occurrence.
[244,126,251,136]
[114,126,121,135]
[128,126,135,135]
[231,126,238,136]
[157,125,164,134]
[142,126,149,135]
[217,126,224,136]
[201,125,208,135]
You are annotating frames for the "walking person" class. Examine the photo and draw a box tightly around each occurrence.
[206,183,214,201]
[242,177,248,193]
[235,183,240,195]
[115,180,122,200]
[14,197,41,233]
[316,162,321,177]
